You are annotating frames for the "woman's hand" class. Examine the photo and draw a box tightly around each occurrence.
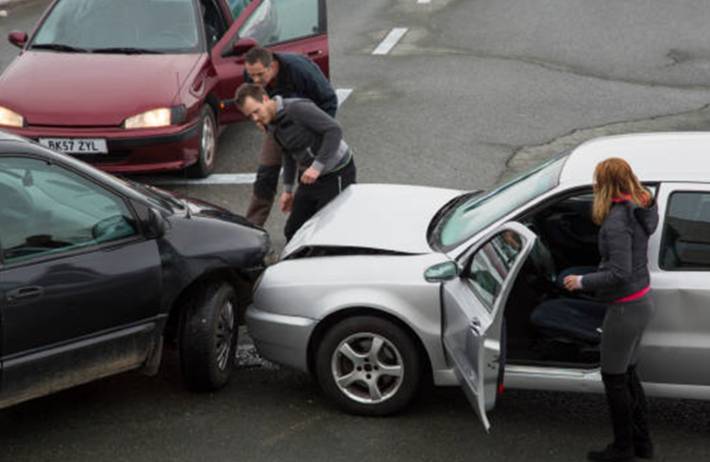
[563,275,583,291]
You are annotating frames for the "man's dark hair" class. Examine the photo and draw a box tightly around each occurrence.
[245,47,274,67]
[235,83,268,108]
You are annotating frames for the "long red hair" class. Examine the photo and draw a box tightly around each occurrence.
[592,158,650,225]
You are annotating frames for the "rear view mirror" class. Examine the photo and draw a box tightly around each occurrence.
[145,208,167,239]
[424,261,460,283]
[230,37,258,57]
[8,31,28,49]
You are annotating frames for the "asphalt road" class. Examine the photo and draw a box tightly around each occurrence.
[1,1,710,461]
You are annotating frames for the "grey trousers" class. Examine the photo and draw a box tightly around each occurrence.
[601,294,655,374]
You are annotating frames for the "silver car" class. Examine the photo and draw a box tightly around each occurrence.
[246,132,710,430]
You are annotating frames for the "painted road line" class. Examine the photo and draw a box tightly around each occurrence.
[372,27,408,55]
[417,0,431,3]
[146,173,256,186]
[336,88,353,107]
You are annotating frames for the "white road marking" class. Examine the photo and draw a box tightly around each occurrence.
[372,27,408,55]
[146,173,256,186]
[144,88,354,186]
[417,0,431,3]
[336,88,353,107]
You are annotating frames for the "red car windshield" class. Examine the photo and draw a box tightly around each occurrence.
[31,0,202,54]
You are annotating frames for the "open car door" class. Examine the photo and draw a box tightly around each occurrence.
[212,0,329,123]
[442,222,536,431]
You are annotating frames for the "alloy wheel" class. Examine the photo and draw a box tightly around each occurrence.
[201,113,216,168]
[331,332,404,404]
[215,300,235,371]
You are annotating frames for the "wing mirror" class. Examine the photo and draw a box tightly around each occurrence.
[145,208,167,239]
[8,31,28,49]
[424,261,460,283]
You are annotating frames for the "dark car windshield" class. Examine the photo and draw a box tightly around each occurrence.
[31,0,201,54]
[430,155,567,251]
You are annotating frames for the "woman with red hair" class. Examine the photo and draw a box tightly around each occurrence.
[564,157,659,461]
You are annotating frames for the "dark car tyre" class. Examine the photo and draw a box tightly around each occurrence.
[179,282,238,391]
[186,106,217,178]
[316,316,421,416]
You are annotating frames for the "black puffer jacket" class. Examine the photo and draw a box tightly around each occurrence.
[582,200,659,302]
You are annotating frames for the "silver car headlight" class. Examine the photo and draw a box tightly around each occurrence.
[124,108,172,129]
[0,106,24,127]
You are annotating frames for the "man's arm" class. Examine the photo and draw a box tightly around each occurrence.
[287,101,342,173]
[281,151,298,193]
[291,58,338,117]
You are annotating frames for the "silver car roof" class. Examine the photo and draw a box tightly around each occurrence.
[561,132,710,186]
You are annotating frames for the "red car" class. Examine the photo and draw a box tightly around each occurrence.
[0,0,329,178]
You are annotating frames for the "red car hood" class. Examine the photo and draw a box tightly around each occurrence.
[0,51,203,127]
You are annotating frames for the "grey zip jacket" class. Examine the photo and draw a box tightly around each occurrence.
[582,200,659,302]
[268,96,350,192]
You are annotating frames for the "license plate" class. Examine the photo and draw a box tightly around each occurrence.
[39,138,108,154]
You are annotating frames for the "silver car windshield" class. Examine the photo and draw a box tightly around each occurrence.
[433,155,567,251]
[31,0,201,54]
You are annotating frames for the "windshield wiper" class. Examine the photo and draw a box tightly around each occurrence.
[92,47,164,55]
[31,43,90,53]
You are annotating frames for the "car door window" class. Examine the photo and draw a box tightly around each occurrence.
[228,0,251,18]
[660,191,710,270]
[201,0,229,48]
[465,231,525,311]
[238,0,321,47]
[0,157,138,265]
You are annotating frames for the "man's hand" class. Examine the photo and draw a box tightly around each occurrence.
[300,167,320,184]
[279,192,294,213]
[563,275,583,291]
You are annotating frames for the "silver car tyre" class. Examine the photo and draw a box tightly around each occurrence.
[315,315,421,416]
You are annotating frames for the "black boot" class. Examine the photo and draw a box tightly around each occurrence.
[628,365,654,459]
[588,373,635,462]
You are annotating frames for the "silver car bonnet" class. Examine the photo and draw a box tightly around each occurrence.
[282,184,464,257]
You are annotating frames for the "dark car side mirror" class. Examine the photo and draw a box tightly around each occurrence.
[8,31,28,49]
[145,208,167,239]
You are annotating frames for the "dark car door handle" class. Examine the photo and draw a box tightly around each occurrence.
[307,50,322,57]
[6,286,44,303]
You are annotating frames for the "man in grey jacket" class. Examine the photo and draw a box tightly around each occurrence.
[235,83,356,241]
[242,47,338,227]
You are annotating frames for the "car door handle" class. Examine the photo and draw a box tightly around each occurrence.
[470,318,482,334]
[307,49,323,57]
[6,286,44,303]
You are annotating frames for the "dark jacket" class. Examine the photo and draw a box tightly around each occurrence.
[582,200,659,302]
[245,52,338,117]
[268,97,350,192]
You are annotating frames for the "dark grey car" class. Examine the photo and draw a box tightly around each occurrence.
[0,131,269,409]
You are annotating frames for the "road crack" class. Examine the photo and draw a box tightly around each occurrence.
[501,102,710,181]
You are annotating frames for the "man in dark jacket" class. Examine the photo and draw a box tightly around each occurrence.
[235,83,355,241]
[243,47,338,226]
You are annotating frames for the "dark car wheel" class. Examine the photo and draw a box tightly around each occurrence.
[186,106,217,178]
[315,316,421,416]
[179,282,238,391]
